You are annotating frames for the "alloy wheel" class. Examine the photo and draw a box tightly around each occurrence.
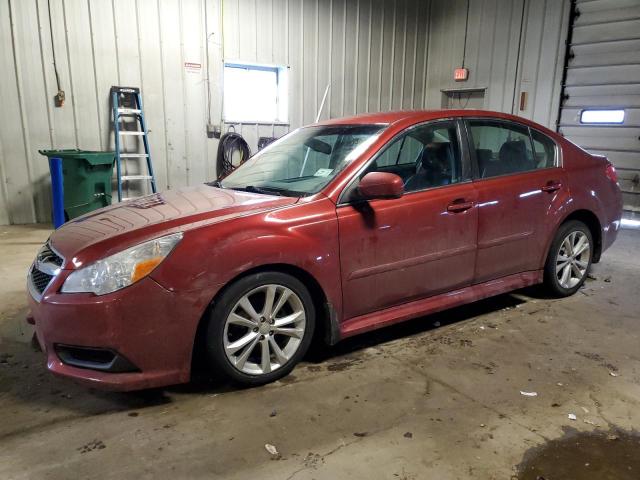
[555,230,591,289]
[223,284,306,375]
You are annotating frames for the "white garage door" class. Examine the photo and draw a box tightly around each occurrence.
[558,0,640,211]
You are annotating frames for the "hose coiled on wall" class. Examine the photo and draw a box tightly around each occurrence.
[216,131,250,179]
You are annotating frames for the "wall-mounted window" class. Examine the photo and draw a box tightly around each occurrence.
[223,62,288,123]
[580,109,625,124]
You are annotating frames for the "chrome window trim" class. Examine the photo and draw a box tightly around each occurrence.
[336,118,467,206]
[467,164,562,183]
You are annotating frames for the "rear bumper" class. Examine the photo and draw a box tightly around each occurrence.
[601,217,621,257]
[600,187,623,257]
[28,275,213,391]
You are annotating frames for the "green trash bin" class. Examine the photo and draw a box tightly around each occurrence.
[39,149,115,221]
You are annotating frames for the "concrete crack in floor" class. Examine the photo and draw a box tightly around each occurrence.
[589,393,616,430]
[0,413,87,443]
[284,408,413,480]
[379,347,550,443]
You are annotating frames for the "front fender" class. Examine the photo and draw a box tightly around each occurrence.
[152,197,342,321]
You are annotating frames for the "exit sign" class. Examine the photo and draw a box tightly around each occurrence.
[454,67,469,81]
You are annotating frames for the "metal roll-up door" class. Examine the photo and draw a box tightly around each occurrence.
[558,0,640,211]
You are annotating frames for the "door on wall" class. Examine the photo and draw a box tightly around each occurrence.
[442,89,486,110]
[557,0,640,211]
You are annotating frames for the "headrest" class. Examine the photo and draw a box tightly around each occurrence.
[419,143,451,169]
[499,140,526,164]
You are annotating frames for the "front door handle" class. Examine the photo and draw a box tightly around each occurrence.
[541,181,562,193]
[447,199,474,213]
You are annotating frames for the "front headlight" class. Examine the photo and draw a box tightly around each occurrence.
[61,232,183,295]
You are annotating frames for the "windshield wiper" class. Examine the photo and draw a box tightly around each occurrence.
[257,186,308,197]
[206,180,224,188]
[230,185,284,196]
[231,185,306,197]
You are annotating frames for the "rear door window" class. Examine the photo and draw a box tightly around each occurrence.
[468,120,538,178]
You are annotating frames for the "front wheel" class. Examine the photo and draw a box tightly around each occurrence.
[543,220,593,297]
[205,272,315,386]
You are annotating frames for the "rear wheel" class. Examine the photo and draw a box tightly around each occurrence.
[205,271,315,385]
[544,220,593,297]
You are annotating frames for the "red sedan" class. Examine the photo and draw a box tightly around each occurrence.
[27,110,622,390]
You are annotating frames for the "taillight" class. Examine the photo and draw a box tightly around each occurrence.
[605,162,618,183]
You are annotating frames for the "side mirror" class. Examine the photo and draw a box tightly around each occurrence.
[358,172,404,200]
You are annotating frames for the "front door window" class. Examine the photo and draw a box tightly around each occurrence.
[357,121,464,195]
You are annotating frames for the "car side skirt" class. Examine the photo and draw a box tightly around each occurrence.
[340,270,543,338]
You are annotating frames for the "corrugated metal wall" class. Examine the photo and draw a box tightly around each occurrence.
[558,0,640,211]
[0,0,569,225]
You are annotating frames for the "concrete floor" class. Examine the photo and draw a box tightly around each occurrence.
[0,224,639,479]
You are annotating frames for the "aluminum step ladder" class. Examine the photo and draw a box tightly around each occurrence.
[111,86,157,202]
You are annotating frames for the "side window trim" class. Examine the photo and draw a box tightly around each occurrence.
[337,118,470,206]
[464,118,560,181]
[395,135,408,165]
[527,127,537,167]
[528,126,560,169]
[458,118,478,180]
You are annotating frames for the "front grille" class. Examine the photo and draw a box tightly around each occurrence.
[38,243,63,267]
[29,242,64,298]
[30,265,54,294]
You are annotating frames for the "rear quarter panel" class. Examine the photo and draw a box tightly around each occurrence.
[558,141,622,254]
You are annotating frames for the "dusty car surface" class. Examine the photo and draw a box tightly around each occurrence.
[27,110,622,390]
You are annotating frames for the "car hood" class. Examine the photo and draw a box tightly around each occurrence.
[49,185,298,267]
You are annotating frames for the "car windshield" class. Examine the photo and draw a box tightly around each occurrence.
[218,124,386,196]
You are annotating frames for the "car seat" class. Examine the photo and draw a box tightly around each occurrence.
[495,140,535,175]
[476,149,493,177]
[404,143,452,191]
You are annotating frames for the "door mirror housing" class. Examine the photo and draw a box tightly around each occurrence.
[358,172,404,200]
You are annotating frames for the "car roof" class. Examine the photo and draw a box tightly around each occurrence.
[317,110,554,134]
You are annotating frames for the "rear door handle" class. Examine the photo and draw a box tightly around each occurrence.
[541,182,562,193]
[447,199,474,213]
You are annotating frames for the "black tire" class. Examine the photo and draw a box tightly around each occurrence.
[543,220,593,297]
[205,271,315,386]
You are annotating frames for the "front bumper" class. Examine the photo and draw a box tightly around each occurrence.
[28,274,213,391]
